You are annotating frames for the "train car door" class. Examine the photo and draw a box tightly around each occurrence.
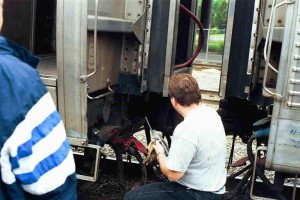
[265,0,300,174]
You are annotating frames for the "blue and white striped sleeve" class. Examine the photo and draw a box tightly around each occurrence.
[0,92,77,199]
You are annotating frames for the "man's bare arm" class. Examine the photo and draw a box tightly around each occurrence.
[156,153,185,181]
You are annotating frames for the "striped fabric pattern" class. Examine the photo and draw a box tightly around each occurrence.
[0,92,75,195]
[0,36,76,199]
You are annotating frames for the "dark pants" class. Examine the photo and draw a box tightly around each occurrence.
[124,182,223,200]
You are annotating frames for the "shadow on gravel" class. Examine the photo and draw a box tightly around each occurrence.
[77,174,133,200]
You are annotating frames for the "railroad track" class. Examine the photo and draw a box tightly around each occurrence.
[193,63,222,71]
[78,157,300,199]
[201,89,221,109]
[191,63,222,109]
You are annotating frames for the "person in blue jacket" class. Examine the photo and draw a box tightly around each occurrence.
[0,0,77,199]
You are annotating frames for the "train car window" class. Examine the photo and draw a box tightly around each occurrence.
[2,0,34,51]
[2,0,56,56]
[2,0,57,77]
[34,0,56,55]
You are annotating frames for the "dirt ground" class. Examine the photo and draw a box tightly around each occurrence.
[77,170,157,200]
[77,174,128,200]
[77,159,153,200]
[77,158,164,200]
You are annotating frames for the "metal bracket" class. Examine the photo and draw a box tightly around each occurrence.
[74,144,101,182]
[250,146,268,200]
[140,0,153,93]
[247,0,261,75]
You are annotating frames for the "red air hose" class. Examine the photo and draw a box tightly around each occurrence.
[174,4,204,69]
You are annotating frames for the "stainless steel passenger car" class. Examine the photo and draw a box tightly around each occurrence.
[2,0,197,182]
[219,0,300,198]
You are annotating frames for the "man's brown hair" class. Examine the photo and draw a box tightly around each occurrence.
[168,73,202,106]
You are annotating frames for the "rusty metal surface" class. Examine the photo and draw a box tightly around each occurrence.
[86,32,121,92]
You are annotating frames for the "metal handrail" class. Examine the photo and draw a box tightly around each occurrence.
[87,84,114,100]
[80,0,99,83]
[263,0,278,74]
[263,0,295,101]
[79,0,114,101]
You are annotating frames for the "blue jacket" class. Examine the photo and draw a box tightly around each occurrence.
[0,36,77,199]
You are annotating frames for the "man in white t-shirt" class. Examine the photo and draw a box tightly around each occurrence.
[124,74,226,200]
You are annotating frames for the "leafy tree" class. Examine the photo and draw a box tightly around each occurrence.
[198,0,228,31]
[211,0,228,31]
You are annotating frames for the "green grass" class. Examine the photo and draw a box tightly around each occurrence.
[194,33,225,54]
[210,34,225,41]
[208,40,224,53]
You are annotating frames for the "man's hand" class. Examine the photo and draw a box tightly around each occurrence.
[152,140,185,181]
[153,140,165,155]
[143,140,166,165]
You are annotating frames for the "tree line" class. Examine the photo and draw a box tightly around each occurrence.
[198,0,228,32]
